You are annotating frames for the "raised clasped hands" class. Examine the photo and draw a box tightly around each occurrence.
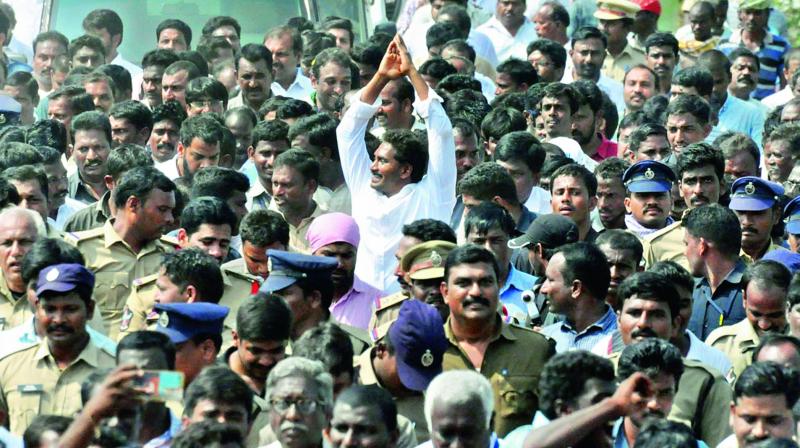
[378,35,413,80]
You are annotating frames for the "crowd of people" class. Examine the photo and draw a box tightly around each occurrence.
[0,0,795,446]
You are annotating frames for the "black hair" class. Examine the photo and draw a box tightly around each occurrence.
[541,82,580,115]
[729,47,760,71]
[734,361,800,408]
[382,130,428,183]
[753,334,800,364]
[649,261,694,295]
[437,73,482,94]
[458,161,519,204]
[550,163,597,196]
[627,123,668,155]
[493,131,545,176]
[310,47,350,80]
[766,124,800,162]
[172,421,244,448]
[293,321,355,380]
[6,72,39,104]
[51,86,95,118]
[183,366,253,420]
[334,385,398,432]
[554,242,611,300]
[744,259,792,295]
[152,100,188,129]
[527,38,567,70]
[109,100,153,132]
[113,165,177,209]
[106,143,153,180]
[538,351,615,419]
[96,64,132,99]
[676,142,724,181]
[402,219,457,243]
[717,132,761,173]
[237,43,273,74]
[571,26,607,48]
[666,94,711,126]
[635,417,697,448]
[0,142,43,171]
[682,204,741,257]
[618,338,684,384]
[23,415,73,448]
[276,99,314,122]
[480,107,526,142]
[444,89,492,128]
[33,31,68,55]
[117,330,176,370]
[437,4,472,35]
[288,113,339,160]
[571,79,603,113]
[540,1,570,25]
[618,271,681,319]
[157,19,192,47]
[595,157,630,181]
[320,16,354,46]
[3,164,49,202]
[192,168,249,202]
[419,58,457,81]
[252,119,290,145]
[71,111,112,146]
[68,34,105,61]
[180,114,224,147]
[301,31,336,70]
[595,230,644,265]
[26,120,68,155]
[240,210,290,247]
[441,39,476,63]
[496,58,538,87]
[273,149,320,184]
[644,32,679,57]
[202,16,241,38]
[142,49,181,69]
[444,244,500,283]
[427,22,463,50]
[186,77,229,110]
[673,68,714,98]
[82,9,122,37]
[179,196,237,238]
[236,292,293,343]
[464,201,516,239]
[21,238,84,287]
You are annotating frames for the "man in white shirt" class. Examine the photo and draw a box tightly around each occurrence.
[562,26,625,119]
[81,9,142,98]
[336,36,457,293]
[264,26,314,104]
[476,0,538,63]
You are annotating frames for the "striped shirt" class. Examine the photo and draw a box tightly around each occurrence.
[541,305,618,352]
[718,29,791,100]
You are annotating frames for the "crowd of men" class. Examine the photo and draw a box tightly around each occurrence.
[0,0,796,446]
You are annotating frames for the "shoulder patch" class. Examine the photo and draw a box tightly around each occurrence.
[374,292,409,311]
[132,273,159,290]
[72,227,105,241]
[159,235,181,248]
[223,267,260,283]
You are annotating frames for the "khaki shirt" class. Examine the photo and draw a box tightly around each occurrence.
[356,348,428,443]
[0,271,32,331]
[63,190,111,232]
[368,291,411,339]
[221,257,256,278]
[268,200,327,254]
[0,335,116,435]
[608,352,733,447]
[642,221,688,270]
[442,316,555,437]
[602,44,647,83]
[68,220,178,338]
[118,267,259,349]
[706,319,761,381]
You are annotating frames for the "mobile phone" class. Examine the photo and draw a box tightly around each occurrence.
[131,370,184,402]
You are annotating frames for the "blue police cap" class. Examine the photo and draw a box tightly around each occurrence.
[763,249,800,274]
[622,160,675,193]
[155,302,229,344]
[260,250,338,293]
[388,300,449,392]
[729,176,784,212]
[36,263,95,297]
[784,196,800,235]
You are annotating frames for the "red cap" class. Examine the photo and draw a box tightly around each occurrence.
[632,0,661,14]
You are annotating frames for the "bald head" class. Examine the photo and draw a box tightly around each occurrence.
[0,207,42,292]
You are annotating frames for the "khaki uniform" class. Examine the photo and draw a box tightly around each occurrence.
[602,44,647,83]
[0,336,116,435]
[67,220,178,338]
[286,319,370,357]
[442,317,556,437]
[0,271,33,331]
[221,257,257,278]
[268,201,327,254]
[368,291,411,339]
[355,348,428,443]
[63,191,111,232]
[642,221,688,270]
[608,352,733,447]
[118,267,260,349]
[706,319,761,381]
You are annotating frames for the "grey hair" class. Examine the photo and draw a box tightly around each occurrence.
[424,370,494,430]
[265,356,334,410]
[0,206,45,237]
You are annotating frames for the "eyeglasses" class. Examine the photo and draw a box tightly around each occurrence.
[269,398,319,415]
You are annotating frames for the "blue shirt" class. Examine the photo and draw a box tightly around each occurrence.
[712,95,766,149]
[688,259,747,340]
[718,30,791,100]
[499,265,538,326]
[143,411,182,448]
[612,419,710,448]
[541,305,618,352]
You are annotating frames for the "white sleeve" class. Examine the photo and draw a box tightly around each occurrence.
[414,89,457,207]
[336,91,381,196]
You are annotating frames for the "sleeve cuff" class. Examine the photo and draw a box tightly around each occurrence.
[412,89,444,119]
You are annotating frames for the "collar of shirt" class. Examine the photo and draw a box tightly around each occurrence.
[697,258,746,292]
[96,190,112,220]
[500,264,535,297]
[728,28,774,47]
[444,314,516,346]
[356,348,379,385]
[102,219,166,254]
[559,305,617,335]
[34,334,103,366]
[246,180,270,203]
[625,214,675,238]
[142,411,182,448]
[593,134,618,161]
[516,207,537,234]
[612,419,630,448]
[483,15,533,38]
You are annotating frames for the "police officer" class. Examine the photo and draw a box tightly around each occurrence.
[729,176,788,262]
[622,160,676,238]
[784,196,800,253]
[260,250,371,354]
[0,263,116,435]
[154,302,229,386]
[69,166,179,339]
[396,240,457,325]
[356,299,448,442]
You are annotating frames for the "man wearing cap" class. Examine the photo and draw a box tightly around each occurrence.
[629,0,661,52]
[0,263,116,435]
[707,259,791,380]
[400,240,456,324]
[260,250,371,355]
[718,0,791,100]
[623,160,677,238]
[154,302,229,385]
[784,196,800,253]
[307,213,382,331]
[595,0,647,83]
[729,176,788,263]
[356,299,448,442]
[508,214,580,328]
[69,166,179,339]
[441,244,555,437]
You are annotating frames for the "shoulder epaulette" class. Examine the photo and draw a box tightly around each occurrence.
[645,220,682,241]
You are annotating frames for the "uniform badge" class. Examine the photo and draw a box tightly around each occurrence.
[45,268,59,282]
[158,312,170,328]
[744,182,756,195]
[421,349,434,367]
[430,250,443,267]
[120,307,133,331]
[644,168,655,179]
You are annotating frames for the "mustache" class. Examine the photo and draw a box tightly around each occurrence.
[157,143,174,151]
[47,324,73,334]
[631,327,658,339]
[737,76,754,84]
[742,226,759,234]
[280,422,308,434]
[644,205,663,213]
[463,295,491,308]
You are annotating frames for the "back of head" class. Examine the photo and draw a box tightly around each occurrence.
[617,338,684,383]
[402,219,457,244]
[236,293,292,343]
[172,421,244,448]
[617,271,680,319]
[463,201,517,238]
[682,204,741,257]
[190,166,249,200]
[117,330,176,369]
[480,107,526,141]
[21,238,84,286]
[649,261,693,296]
[113,165,176,209]
[240,210,289,248]
[160,249,224,303]
[494,131,546,176]
[184,365,253,420]
[672,68,714,98]
[293,321,355,385]
[555,242,611,300]
[538,351,614,419]
[734,361,800,409]
[458,161,518,204]
[635,419,698,448]
[23,415,73,448]
[106,143,154,181]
